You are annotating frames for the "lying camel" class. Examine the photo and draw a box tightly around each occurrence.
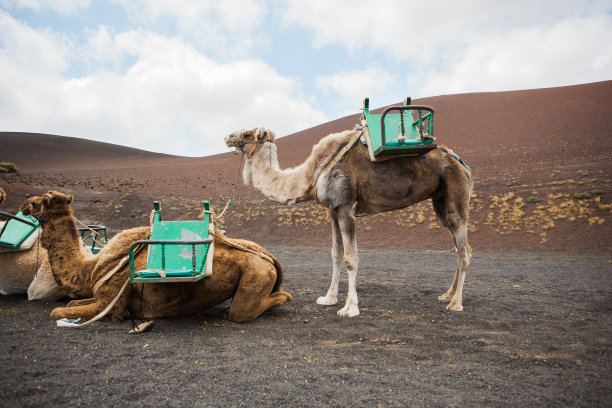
[20,191,292,323]
[0,187,69,300]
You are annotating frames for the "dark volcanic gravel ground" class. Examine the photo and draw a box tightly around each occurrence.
[1,247,611,407]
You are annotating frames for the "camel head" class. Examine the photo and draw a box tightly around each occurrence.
[0,187,5,207]
[20,191,74,222]
[224,128,276,157]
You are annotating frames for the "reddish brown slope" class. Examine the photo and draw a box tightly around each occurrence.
[1,81,610,251]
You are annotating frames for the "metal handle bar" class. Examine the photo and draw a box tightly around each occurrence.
[0,211,38,227]
[380,105,435,148]
[129,239,213,274]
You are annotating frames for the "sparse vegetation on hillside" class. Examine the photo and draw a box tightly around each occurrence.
[0,162,19,173]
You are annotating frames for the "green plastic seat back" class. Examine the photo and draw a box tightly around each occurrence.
[146,218,210,276]
[362,98,436,159]
[0,212,39,249]
[364,110,424,146]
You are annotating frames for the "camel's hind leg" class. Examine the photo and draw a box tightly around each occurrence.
[433,197,472,312]
[335,204,359,317]
[317,209,343,307]
[438,222,471,311]
[227,257,292,323]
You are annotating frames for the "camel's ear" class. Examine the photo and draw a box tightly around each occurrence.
[66,194,73,205]
[265,130,275,143]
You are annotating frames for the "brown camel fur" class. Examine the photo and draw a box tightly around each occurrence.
[225,128,473,317]
[20,191,292,323]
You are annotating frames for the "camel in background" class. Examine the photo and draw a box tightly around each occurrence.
[0,187,69,300]
[21,191,292,323]
[225,128,473,317]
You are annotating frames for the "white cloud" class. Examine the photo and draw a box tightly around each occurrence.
[415,15,612,96]
[0,0,90,15]
[316,65,399,114]
[282,0,612,100]
[0,14,326,156]
[281,0,611,63]
[112,0,268,57]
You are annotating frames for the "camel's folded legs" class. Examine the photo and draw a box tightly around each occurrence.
[317,210,342,307]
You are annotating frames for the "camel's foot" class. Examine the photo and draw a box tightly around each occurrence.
[438,291,454,302]
[50,307,77,319]
[316,294,338,306]
[445,298,464,312]
[337,300,359,317]
[270,291,293,307]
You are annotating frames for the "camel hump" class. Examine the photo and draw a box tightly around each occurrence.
[214,229,284,292]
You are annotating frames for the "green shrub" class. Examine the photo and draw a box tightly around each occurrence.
[0,162,19,173]
[527,196,539,204]
[573,192,591,200]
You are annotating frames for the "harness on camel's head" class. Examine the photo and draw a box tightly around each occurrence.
[238,128,271,158]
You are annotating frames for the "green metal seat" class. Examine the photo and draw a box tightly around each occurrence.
[361,97,437,161]
[129,201,214,283]
[79,225,107,254]
[0,211,40,250]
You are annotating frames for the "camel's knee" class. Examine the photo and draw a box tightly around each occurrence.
[344,257,357,271]
[343,253,358,271]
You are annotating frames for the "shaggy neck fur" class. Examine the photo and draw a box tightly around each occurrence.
[244,130,354,205]
[39,206,97,294]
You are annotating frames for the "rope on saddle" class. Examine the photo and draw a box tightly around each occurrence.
[213,232,274,266]
[91,236,149,295]
[73,216,107,251]
[319,130,363,177]
[216,152,244,220]
[308,130,363,198]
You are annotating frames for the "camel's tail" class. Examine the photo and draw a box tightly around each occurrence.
[269,252,284,293]
[213,228,284,293]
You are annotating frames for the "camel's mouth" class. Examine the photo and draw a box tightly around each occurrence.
[19,201,34,216]
[224,131,250,152]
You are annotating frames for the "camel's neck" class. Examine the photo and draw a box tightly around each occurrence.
[40,209,96,292]
[244,142,319,205]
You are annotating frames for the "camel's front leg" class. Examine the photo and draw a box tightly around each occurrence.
[66,298,97,307]
[336,204,359,317]
[50,301,106,321]
[317,209,343,306]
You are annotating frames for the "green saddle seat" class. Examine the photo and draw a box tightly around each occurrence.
[0,211,40,251]
[361,97,437,161]
[130,201,214,283]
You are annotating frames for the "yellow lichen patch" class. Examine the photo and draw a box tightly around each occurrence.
[484,192,610,237]
[485,193,525,234]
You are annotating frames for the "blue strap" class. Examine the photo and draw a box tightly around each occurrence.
[449,153,468,169]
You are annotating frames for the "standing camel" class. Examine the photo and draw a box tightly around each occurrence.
[225,128,473,317]
[21,191,292,323]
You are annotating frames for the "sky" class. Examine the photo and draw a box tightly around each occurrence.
[0,0,611,157]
